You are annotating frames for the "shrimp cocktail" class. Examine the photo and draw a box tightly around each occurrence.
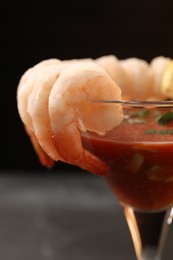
[17,55,173,260]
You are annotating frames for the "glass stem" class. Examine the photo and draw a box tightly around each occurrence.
[123,206,172,260]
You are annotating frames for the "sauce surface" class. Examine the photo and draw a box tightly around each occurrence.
[82,109,173,211]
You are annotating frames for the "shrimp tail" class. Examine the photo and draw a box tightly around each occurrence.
[81,150,110,176]
[25,126,55,168]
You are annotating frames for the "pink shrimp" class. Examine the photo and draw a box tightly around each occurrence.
[25,125,55,168]
[120,58,153,100]
[17,59,62,167]
[161,59,173,98]
[17,58,62,128]
[17,60,123,175]
[95,56,154,100]
[47,62,123,175]
[96,55,172,100]
[95,55,127,92]
[150,56,171,99]
[18,55,172,173]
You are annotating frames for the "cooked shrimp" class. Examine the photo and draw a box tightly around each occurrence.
[25,125,55,168]
[17,59,62,166]
[120,58,153,100]
[26,59,97,163]
[161,60,173,98]
[150,56,171,99]
[97,55,172,100]
[18,55,172,173]
[18,60,123,175]
[95,56,156,100]
[95,55,127,92]
[27,65,65,162]
[17,59,62,127]
[47,62,123,175]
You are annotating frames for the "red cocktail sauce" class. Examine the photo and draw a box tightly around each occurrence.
[82,118,173,211]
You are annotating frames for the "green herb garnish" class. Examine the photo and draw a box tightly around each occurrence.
[130,109,149,118]
[136,109,149,118]
[153,110,162,121]
[144,129,158,134]
[144,129,173,135]
[146,165,162,181]
[158,111,173,125]
[158,129,173,135]
[149,165,161,172]
[127,153,145,173]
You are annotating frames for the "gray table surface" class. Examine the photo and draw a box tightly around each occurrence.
[0,171,172,260]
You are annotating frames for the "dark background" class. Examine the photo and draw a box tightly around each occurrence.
[3,0,173,171]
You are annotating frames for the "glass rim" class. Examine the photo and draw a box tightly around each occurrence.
[92,100,173,107]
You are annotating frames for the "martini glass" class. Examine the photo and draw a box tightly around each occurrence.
[81,100,173,260]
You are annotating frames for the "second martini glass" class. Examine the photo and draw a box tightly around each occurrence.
[81,100,173,260]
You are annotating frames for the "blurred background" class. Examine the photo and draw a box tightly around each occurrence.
[3,0,173,171]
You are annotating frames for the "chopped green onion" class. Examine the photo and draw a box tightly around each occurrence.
[135,109,149,118]
[158,129,173,135]
[144,129,173,135]
[158,111,173,125]
[146,165,162,181]
[127,153,145,173]
[149,165,161,172]
[144,129,157,134]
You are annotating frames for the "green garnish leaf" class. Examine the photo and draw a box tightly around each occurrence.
[158,111,173,125]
